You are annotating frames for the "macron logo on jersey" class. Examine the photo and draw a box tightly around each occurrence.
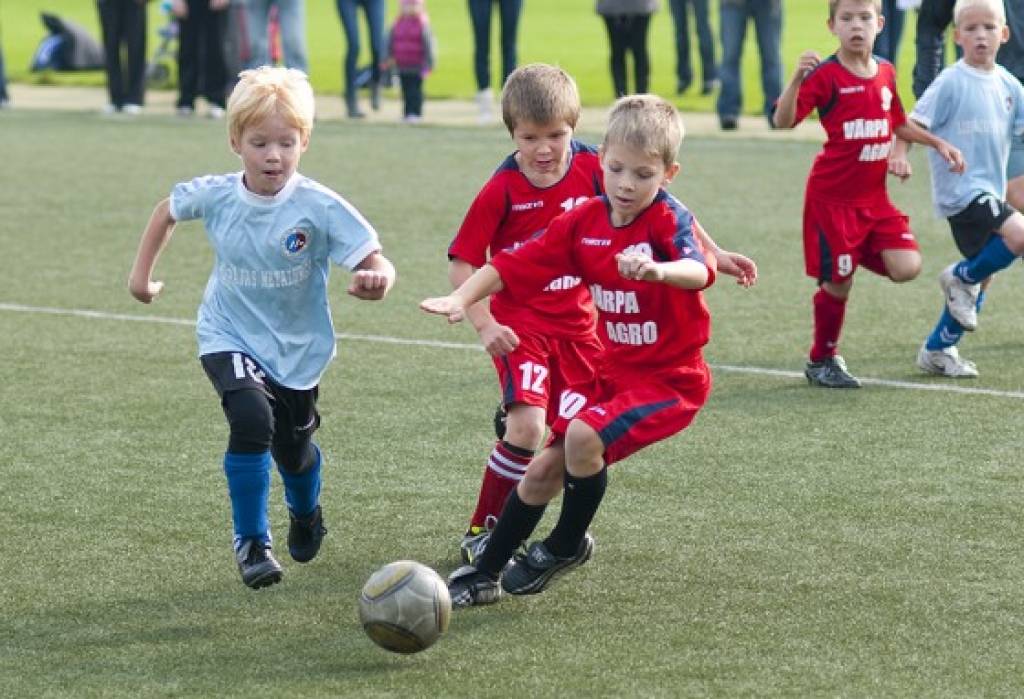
[582,237,612,246]
[511,200,544,212]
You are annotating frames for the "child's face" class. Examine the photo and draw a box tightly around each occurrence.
[829,0,883,54]
[955,5,1009,69]
[511,119,574,184]
[401,0,423,14]
[230,111,309,196]
[599,142,679,227]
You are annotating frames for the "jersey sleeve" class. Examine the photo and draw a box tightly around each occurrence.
[324,195,382,270]
[792,65,832,126]
[490,209,577,298]
[169,175,216,222]
[909,69,951,130]
[1013,78,1024,136]
[448,176,507,267]
[654,198,716,290]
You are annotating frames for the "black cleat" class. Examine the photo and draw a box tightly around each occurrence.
[447,565,501,608]
[287,505,327,563]
[236,538,283,589]
[500,533,594,596]
[804,355,861,389]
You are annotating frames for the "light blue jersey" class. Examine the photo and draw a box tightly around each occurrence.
[911,60,1024,218]
[170,172,381,389]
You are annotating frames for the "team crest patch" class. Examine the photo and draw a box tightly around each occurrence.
[281,228,309,256]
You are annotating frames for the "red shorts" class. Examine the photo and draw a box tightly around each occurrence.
[549,359,711,466]
[803,197,916,282]
[493,329,603,427]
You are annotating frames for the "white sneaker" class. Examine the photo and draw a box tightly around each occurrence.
[176,106,195,117]
[916,343,979,378]
[476,88,494,123]
[122,103,143,115]
[101,103,119,115]
[938,263,980,331]
[207,106,226,119]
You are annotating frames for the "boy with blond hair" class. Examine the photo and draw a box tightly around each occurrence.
[773,0,964,388]
[128,66,396,589]
[897,0,1024,376]
[423,94,757,607]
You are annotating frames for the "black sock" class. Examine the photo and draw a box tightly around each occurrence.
[545,467,607,558]
[476,489,545,579]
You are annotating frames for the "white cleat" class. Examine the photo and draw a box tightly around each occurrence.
[916,343,979,378]
[938,264,980,331]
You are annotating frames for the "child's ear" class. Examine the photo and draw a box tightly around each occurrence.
[229,135,241,155]
[301,134,310,153]
[663,161,681,185]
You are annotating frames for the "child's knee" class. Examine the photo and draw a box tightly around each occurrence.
[503,404,546,449]
[999,213,1024,254]
[564,420,605,477]
[884,250,922,283]
[224,389,274,453]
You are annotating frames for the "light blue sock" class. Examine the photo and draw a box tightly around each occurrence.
[277,444,322,518]
[925,290,986,351]
[956,236,1016,283]
[223,451,272,549]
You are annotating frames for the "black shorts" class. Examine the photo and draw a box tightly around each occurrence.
[947,193,1016,258]
[201,351,320,445]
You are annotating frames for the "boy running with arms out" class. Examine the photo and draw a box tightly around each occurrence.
[900,0,1024,377]
[447,64,606,565]
[128,67,396,589]
[773,0,964,388]
[423,95,756,607]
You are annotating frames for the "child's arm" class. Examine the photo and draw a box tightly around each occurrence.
[421,264,505,325]
[888,131,913,182]
[894,120,965,173]
[128,198,176,304]
[348,251,396,301]
[692,219,757,287]
[773,51,820,129]
[449,259,519,355]
[615,253,709,290]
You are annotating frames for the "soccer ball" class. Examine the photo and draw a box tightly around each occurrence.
[358,560,452,654]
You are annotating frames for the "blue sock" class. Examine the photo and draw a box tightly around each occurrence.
[223,451,272,549]
[277,444,322,518]
[925,290,986,351]
[956,236,1016,283]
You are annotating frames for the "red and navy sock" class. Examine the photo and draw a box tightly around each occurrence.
[810,287,847,362]
[468,440,534,533]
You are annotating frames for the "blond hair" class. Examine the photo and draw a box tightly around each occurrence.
[227,67,315,144]
[602,94,684,168]
[827,0,881,21]
[953,0,1005,25]
[500,64,581,134]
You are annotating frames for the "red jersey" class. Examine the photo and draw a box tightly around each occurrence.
[492,192,716,376]
[791,56,907,206]
[448,140,603,339]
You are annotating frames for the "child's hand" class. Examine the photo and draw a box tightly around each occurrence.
[716,252,758,288]
[888,154,912,182]
[477,320,520,357]
[794,50,821,81]
[348,270,391,300]
[129,278,164,304]
[937,141,966,174]
[420,295,467,323]
[616,252,663,282]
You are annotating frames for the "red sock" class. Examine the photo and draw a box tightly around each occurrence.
[810,287,847,362]
[468,441,533,531]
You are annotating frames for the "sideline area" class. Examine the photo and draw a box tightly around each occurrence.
[6,83,821,140]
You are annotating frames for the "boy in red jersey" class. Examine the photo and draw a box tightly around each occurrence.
[447,64,606,566]
[422,94,757,607]
[773,0,964,388]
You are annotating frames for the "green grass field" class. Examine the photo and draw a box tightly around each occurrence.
[3,109,1024,697]
[2,0,928,110]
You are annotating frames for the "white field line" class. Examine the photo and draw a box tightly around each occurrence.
[5,301,1024,400]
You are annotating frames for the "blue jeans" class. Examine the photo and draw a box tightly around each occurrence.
[873,0,905,63]
[669,0,716,88]
[912,0,956,98]
[0,40,7,102]
[468,0,523,91]
[245,0,308,73]
[335,0,384,96]
[717,0,782,121]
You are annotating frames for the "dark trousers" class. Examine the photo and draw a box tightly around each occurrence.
[399,72,424,117]
[873,0,905,63]
[913,0,957,98]
[669,0,716,89]
[97,0,147,107]
[468,0,522,91]
[335,0,385,98]
[177,0,228,109]
[601,14,652,98]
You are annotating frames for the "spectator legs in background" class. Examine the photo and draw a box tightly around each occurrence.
[497,0,522,87]
[276,0,309,73]
[913,0,955,98]
[245,0,272,68]
[625,14,651,95]
[336,0,384,118]
[874,0,906,63]
[602,15,630,98]
[0,40,8,107]
[97,0,147,111]
[690,0,718,93]
[751,0,782,124]
[468,0,494,119]
[669,0,693,94]
[177,0,227,115]
[400,72,423,122]
[716,0,746,128]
